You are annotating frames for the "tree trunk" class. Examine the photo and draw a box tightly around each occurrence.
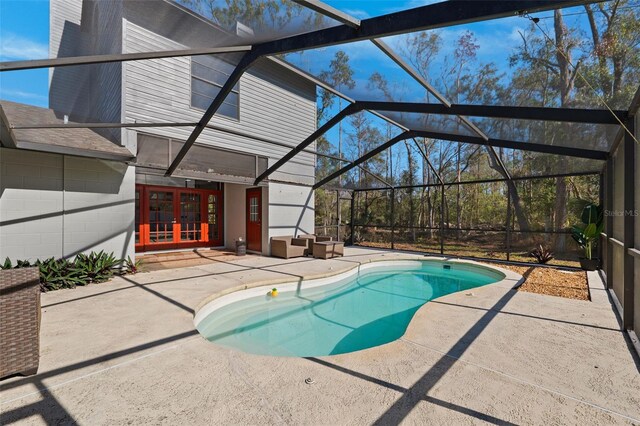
[487,150,530,231]
[506,180,529,231]
[553,10,574,252]
[456,143,461,239]
[554,175,568,251]
[404,142,416,243]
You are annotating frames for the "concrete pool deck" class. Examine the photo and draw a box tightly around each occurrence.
[1,247,639,425]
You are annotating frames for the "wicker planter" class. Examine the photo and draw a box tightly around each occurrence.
[0,267,41,379]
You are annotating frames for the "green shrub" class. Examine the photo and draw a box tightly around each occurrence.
[571,204,603,260]
[1,257,33,269]
[74,250,120,283]
[1,257,12,270]
[3,251,134,291]
[123,256,144,274]
[36,257,87,291]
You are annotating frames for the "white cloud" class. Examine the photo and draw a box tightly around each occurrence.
[0,88,47,101]
[341,9,370,19]
[382,0,441,14]
[0,33,48,61]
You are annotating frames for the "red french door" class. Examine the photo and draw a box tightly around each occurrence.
[135,185,223,252]
[246,188,262,252]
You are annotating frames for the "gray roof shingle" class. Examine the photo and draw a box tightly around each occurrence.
[0,101,134,161]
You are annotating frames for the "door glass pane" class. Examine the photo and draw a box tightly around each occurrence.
[180,192,201,241]
[250,197,258,222]
[208,194,219,242]
[148,191,174,243]
[135,190,140,244]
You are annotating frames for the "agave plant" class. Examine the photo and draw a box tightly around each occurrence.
[36,257,87,291]
[16,259,33,268]
[530,245,554,264]
[1,257,34,269]
[74,250,120,283]
[124,256,144,274]
[571,204,603,260]
[1,257,12,270]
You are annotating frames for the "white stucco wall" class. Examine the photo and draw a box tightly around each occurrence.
[224,183,246,252]
[0,148,135,263]
[224,183,270,255]
[62,156,135,261]
[0,148,64,261]
[268,183,315,241]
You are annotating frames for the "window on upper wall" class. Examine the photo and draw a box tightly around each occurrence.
[191,56,240,120]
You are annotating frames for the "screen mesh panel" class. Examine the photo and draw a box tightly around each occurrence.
[470,117,620,152]
[445,181,508,230]
[283,40,430,103]
[2,0,341,60]
[323,0,444,18]
[3,0,636,174]
[136,133,266,182]
[371,110,479,137]
[171,140,257,178]
[379,2,639,111]
[501,150,604,177]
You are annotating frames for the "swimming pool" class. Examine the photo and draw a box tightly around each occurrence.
[195,260,504,357]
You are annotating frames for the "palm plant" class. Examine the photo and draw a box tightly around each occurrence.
[571,204,603,260]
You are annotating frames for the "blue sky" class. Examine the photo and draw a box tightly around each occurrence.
[0,0,629,183]
[0,0,49,107]
[0,0,596,110]
[0,1,618,117]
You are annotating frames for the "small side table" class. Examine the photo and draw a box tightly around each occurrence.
[312,241,344,259]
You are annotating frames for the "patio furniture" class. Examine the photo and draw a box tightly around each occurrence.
[313,241,344,259]
[270,236,309,259]
[0,267,41,379]
[297,234,333,256]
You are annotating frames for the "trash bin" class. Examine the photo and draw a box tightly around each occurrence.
[235,238,246,256]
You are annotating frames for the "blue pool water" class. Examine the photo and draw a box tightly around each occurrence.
[196,261,503,357]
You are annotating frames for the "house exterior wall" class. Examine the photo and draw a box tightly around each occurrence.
[224,183,246,252]
[0,147,135,263]
[224,184,274,256]
[49,0,88,119]
[49,0,124,144]
[268,183,315,239]
[88,0,124,143]
[122,18,316,185]
[42,0,317,259]
[0,149,64,261]
[50,0,317,185]
[62,155,135,261]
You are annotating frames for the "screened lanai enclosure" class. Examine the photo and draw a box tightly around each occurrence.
[2,1,639,341]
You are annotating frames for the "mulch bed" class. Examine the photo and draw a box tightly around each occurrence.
[354,243,590,301]
[482,262,589,301]
[355,242,589,300]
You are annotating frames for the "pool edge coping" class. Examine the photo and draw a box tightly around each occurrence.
[193,254,523,328]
